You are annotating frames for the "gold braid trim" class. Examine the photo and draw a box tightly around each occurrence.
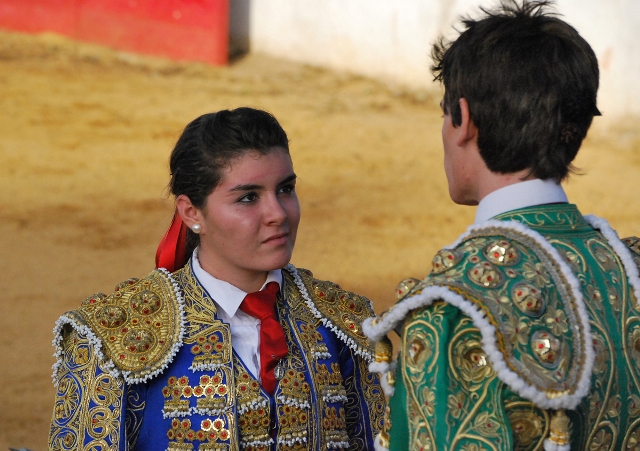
[285,266,375,359]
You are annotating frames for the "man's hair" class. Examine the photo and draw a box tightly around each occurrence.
[432,0,600,182]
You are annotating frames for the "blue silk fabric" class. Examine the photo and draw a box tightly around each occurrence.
[49,263,385,451]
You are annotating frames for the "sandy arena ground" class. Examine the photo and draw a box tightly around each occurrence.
[0,29,639,450]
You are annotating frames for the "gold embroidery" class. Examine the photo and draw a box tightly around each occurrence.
[275,369,312,445]
[292,268,374,348]
[383,210,640,450]
[162,375,191,416]
[281,271,384,450]
[49,325,124,451]
[323,407,349,445]
[432,249,464,274]
[276,283,315,448]
[167,416,234,451]
[189,332,232,368]
[395,277,422,300]
[374,336,393,363]
[452,334,493,385]
[195,371,232,413]
[530,330,563,369]
[485,239,521,266]
[167,418,196,451]
[504,400,548,451]
[176,266,232,359]
[76,270,182,378]
[511,282,545,317]
[428,230,588,397]
[162,368,234,418]
[233,356,271,448]
[468,261,504,288]
[297,322,330,358]
[199,418,232,445]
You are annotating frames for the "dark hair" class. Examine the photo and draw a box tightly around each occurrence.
[432,0,600,182]
[169,107,289,255]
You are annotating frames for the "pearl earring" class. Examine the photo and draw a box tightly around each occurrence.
[191,223,201,234]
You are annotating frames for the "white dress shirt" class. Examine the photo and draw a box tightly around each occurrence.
[474,179,569,224]
[191,249,283,380]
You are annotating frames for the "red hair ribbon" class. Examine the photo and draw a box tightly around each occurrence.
[155,210,188,272]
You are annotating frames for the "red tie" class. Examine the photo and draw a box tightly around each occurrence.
[239,282,288,395]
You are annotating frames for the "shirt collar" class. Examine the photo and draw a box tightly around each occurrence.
[191,249,283,318]
[474,179,569,224]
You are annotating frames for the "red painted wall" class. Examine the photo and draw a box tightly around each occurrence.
[0,0,229,65]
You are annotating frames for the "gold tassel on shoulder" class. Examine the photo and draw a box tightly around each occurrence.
[544,409,571,451]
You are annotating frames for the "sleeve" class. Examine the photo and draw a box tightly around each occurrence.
[49,323,128,451]
[339,343,386,451]
[387,301,514,451]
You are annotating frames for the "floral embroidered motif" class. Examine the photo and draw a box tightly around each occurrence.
[232,356,272,449]
[395,277,423,300]
[484,239,521,266]
[503,315,530,346]
[432,249,464,274]
[161,369,233,419]
[530,329,563,369]
[314,363,348,404]
[544,305,569,335]
[297,321,331,360]
[167,417,233,451]
[323,406,350,448]
[190,332,231,370]
[194,371,232,414]
[511,282,545,317]
[468,261,504,288]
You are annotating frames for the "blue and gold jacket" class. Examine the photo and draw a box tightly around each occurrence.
[48,262,385,451]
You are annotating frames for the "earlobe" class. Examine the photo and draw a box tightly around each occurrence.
[176,194,202,231]
[456,98,478,147]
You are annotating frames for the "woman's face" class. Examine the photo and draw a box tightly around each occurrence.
[195,147,300,289]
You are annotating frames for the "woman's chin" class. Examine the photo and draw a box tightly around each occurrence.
[260,251,293,272]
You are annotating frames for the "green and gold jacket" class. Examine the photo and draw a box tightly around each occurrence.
[363,204,640,451]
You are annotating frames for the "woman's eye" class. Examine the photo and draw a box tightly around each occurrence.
[238,192,258,203]
[278,184,295,195]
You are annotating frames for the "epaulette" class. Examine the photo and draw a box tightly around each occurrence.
[53,268,184,384]
[623,236,640,258]
[364,220,594,412]
[284,264,375,362]
[584,215,640,308]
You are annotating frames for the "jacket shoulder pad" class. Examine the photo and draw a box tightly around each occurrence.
[75,268,183,382]
[366,221,594,410]
[284,265,375,361]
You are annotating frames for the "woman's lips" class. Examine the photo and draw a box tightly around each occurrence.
[263,232,289,245]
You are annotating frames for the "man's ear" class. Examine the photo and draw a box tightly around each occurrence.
[456,97,478,147]
[176,194,202,230]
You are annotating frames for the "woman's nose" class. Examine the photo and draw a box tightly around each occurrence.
[264,195,287,224]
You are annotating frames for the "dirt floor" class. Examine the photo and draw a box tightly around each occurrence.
[0,29,639,450]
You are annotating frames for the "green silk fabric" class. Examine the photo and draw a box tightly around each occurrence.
[387,204,640,451]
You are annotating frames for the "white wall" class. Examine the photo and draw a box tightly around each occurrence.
[229,0,640,119]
